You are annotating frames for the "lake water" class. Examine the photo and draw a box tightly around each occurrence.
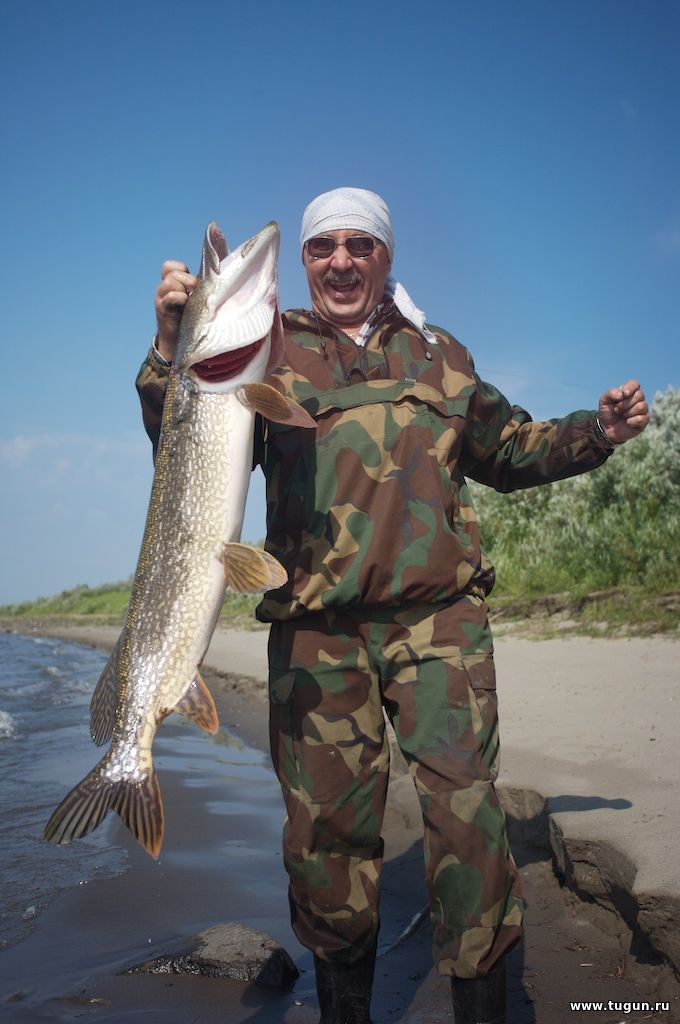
[0,632,129,950]
[0,631,293,990]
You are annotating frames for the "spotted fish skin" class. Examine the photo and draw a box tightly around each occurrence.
[44,222,314,857]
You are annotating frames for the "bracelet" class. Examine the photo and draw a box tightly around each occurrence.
[151,333,172,367]
[594,415,623,449]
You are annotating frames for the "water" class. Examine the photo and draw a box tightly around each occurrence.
[0,633,129,949]
[0,631,299,1017]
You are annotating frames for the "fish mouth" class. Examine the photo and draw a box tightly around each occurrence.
[192,338,266,383]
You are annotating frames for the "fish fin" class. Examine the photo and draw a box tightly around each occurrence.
[43,760,118,847]
[173,673,219,735]
[237,383,316,428]
[264,306,285,374]
[44,758,165,860]
[221,542,288,593]
[201,221,228,277]
[112,772,165,859]
[90,637,122,746]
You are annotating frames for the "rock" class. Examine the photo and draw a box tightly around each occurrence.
[549,828,637,914]
[128,923,300,988]
[498,786,551,853]
[637,892,680,978]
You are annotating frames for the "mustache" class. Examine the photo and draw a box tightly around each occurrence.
[323,269,363,288]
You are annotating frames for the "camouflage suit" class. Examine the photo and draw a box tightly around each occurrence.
[136,302,613,978]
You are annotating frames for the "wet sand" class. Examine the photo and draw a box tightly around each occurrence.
[2,622,678,1023]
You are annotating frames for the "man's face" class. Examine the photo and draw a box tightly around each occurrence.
[303,229,392,328]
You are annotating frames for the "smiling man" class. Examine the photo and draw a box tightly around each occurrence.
[137,187,649,1024]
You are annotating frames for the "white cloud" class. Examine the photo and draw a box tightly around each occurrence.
[655,228,680,253]
[655,224,680,255]
[0,432,153,604]
[0,430,267,605]
[618,96,639,123]
[1,432,148,468]
[0,434,58,467]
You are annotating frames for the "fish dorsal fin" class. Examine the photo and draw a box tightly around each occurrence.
[173,672,219,735]
[90,636,122,746]
[237,383,316,428]
[221,542,288,593]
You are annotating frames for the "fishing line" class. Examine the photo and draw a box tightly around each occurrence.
[477,368,601,392]
[377,904,429,957]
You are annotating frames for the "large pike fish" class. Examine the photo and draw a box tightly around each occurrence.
[44,221,313,858]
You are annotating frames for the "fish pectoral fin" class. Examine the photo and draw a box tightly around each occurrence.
[43,756,165,860]
[221,542,288,593]
[173,672,219,735]
[90,636,122,746]
[237,383,316,428]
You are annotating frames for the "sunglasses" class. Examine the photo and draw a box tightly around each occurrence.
[306,235,379,259]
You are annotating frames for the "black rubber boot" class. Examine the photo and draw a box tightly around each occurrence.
[450,958,506,1024]
[314,942,376,1024]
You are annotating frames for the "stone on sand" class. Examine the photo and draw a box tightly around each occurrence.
[129,923,300,988]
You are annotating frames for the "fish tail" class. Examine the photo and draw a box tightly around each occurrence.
[43,758,165,859]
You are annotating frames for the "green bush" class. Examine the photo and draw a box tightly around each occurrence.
[0,580,133,618]
[471,387,680,597]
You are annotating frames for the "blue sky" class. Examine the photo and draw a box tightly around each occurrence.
[1,0,678,604]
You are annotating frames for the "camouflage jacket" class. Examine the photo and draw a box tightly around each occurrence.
[136,303,614,621]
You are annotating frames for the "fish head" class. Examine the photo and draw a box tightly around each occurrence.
[175,221,282,393]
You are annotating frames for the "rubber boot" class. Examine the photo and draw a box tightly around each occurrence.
[314,942,376,1024]
[450,958,506,1024]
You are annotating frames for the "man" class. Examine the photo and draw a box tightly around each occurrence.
[137,188,649,1024]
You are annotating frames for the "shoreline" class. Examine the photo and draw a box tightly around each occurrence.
[2,619,678,1021]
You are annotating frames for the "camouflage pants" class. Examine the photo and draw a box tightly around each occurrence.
[267,598,523,979]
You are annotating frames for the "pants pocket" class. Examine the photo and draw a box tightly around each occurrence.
[463,655,500,778]
[268,668,300,792]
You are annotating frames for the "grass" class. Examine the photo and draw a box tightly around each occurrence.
[0,581,132,621]
[0,581,266,631]
[2,579,678,639]
[488,584,680,639]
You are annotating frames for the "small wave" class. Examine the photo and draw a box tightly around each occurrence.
[29,637,64,655]
[0,681,48,700]
[0,710,17,739]
[45,665,62,679]
[63,679,95,695]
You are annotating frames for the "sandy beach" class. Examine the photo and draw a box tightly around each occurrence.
[1,621,678,1023]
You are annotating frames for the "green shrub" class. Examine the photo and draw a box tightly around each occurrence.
[0,580,133,617]
[471,387,680,597]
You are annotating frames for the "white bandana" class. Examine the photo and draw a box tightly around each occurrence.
[300,187,394,258]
